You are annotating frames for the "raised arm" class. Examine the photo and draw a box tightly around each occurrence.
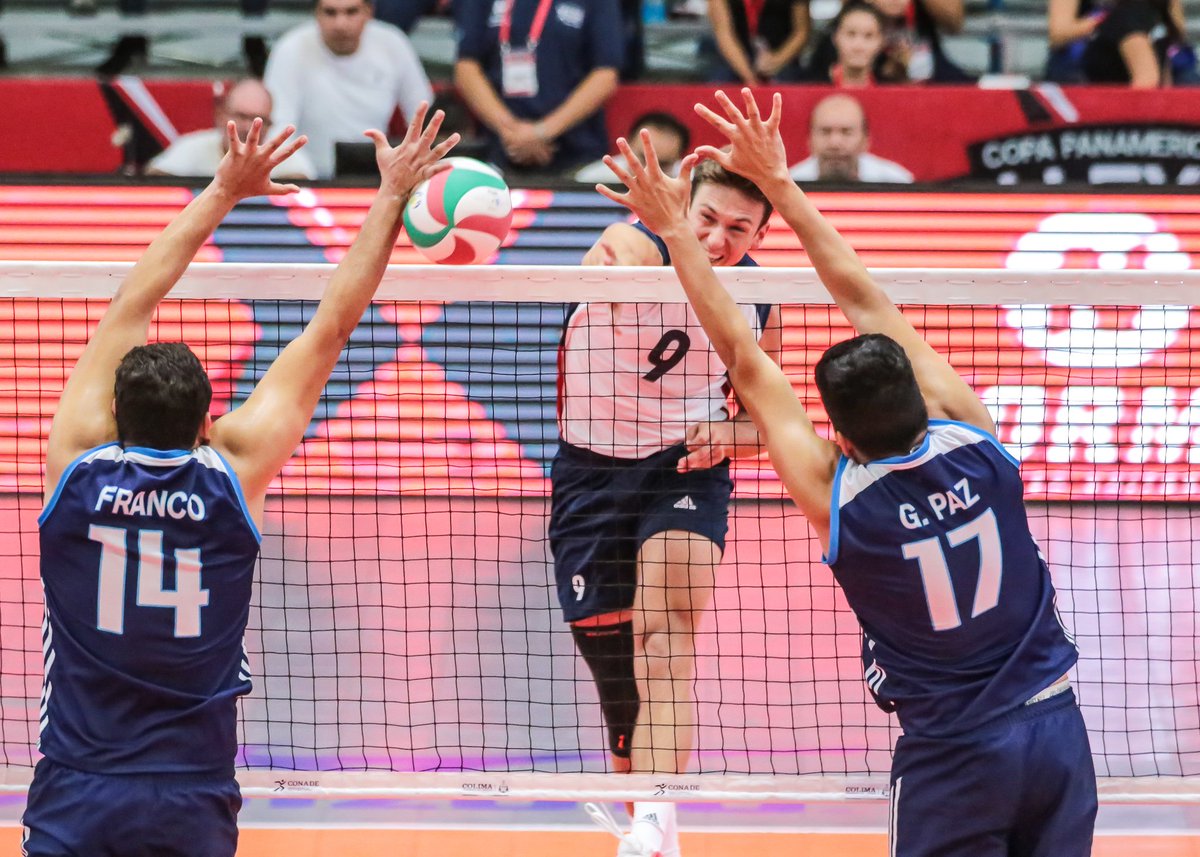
[44,121,306,502]
[695,88,994,433]
[208,104,459,524]
[594,136,839,537]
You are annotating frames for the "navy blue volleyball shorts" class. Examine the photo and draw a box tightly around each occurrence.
[548,441,733,623]
[21,758,241,857]
[888,688,1097,857]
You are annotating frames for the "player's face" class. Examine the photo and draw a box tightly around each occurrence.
[833,10,884,72]
[687,184,769,267]
[316,0,371,56]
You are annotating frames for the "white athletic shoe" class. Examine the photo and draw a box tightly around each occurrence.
[584,802,681,857]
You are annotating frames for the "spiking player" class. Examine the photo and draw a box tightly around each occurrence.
[555,154,782,854]
[24,106,457,857]
[593,88,1097,857]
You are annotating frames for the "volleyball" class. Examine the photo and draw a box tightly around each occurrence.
[403,158,513,264]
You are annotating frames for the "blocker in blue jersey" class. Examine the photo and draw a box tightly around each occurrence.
[593,88,1097,857]
[24,107,458,857]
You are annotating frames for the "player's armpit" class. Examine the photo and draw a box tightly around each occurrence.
[581,223,663,266]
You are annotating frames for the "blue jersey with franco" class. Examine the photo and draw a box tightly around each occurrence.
[827,420,1078,737]
[37,443,260,775]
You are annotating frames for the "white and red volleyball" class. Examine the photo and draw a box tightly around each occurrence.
[403,157,513,264]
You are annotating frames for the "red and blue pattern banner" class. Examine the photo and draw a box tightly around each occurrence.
[2,187,1198,501]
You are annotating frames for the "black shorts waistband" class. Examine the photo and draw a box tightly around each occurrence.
[555,439,689,468]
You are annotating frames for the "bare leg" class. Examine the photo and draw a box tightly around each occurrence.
[631,530,720,775]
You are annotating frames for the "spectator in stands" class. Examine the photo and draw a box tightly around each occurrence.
[789,93,914,182]
[808,0,970,83]
[1081,0,1188,85]
[822,1,887,85]
[1047,0,1190,83]
[574,111,690,182]
[146,79,317,179]
[87,0,270,77]
[704,0,811,84]
[454,0,623,174]
[264,0,432,178]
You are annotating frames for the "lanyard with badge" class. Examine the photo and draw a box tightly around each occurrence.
[500,0,554,98]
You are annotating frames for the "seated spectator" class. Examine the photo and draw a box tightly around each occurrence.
[264,0,433,178]
[703,0,811,84]
[454,0,622,175]
[788,93,914,182]
[146,79,317,179]
[573,111,690,182]
[808,0,971,83]
[825,1,887,85]
[1082,0,1186,86]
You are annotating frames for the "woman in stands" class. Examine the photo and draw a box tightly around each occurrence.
[1080,0,1191,86]
[704,0,812,84]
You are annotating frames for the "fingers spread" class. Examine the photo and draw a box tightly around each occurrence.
[714,89,747,125]
[741,87,761,124]
[431,133,461,161]
[264,123,297,156]
[266,181,301,196]
[767,92,783,131]
[594,183,629,207]
[363,129,389,151]
[602,152,636,188]
[694,102,735,136]
[640,128,665,179]
[246,117,264,149]
[404,101,430,144]
[271,133,307,166]
[420,109,446,147]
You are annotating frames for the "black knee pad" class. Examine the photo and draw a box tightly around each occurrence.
[571,620,640,759]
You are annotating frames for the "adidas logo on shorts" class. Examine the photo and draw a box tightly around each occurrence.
[673,496,696,511]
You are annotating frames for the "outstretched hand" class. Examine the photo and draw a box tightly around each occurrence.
[594,130,699,238]
[213,118,308,199]
[694,88,790,189]
[365,101,461,202]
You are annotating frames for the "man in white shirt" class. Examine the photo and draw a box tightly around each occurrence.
[788,93,914,183]
[147,80,318,179]
[264,0,434,178]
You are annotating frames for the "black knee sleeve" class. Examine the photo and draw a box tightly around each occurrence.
[571,621,640,759]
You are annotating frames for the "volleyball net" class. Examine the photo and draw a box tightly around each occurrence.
[0,263,1197,802]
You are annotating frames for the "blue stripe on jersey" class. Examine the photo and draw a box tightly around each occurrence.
[199,446,262,543]
[826,420,1078,737]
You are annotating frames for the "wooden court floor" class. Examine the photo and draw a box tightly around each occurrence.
[6,826,1200,855]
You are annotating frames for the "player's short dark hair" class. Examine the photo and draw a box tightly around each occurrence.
[114,342,212,450]
[814,333,928,460]
[628,111,691,152]
[690,160,773,228]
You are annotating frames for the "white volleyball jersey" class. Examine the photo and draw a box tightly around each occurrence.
[558,299,770,459]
